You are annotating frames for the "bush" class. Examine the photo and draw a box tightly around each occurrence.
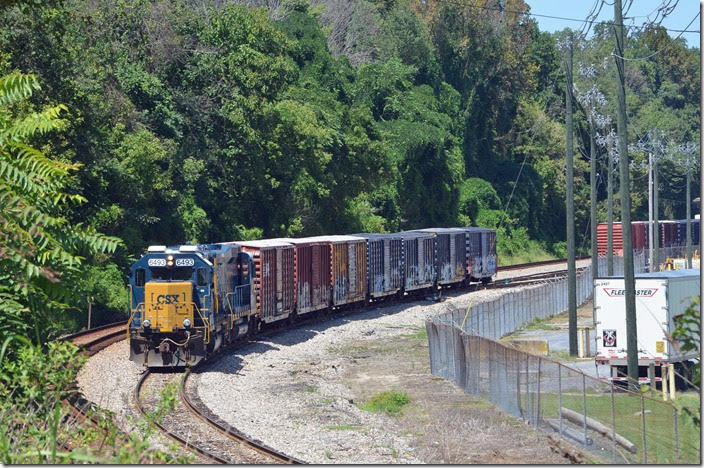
[0,342,189,463]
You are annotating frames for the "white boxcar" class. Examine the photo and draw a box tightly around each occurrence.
[594,269,700,383]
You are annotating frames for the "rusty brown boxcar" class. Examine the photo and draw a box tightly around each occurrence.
[596,222,648,255]
[398,231,435,291]
[278,237,331,315]
[234,239,295,324]
[352,233,403,298]
[308,235,367,306]
[411,228,467,285]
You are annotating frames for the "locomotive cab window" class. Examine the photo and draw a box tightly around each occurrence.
[197,268,208,286]
[135,268,145,287]
[150,267,193,281]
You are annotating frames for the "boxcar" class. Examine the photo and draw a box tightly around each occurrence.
[277,237,331,315]
[232,239,295,324]
[312,235,368,306]
[660,220,679,248]
[398,231,436,291]
[352,233,403,299]
[461,227,497,281]
[410,228,467,285]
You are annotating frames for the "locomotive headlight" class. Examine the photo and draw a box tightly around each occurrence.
[183,318,191,328]
[143,319,151,328]
[166,255,174,267]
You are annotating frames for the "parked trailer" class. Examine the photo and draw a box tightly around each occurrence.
[594,269,700,384]
[352,233,403,299]
[410,228,467,285]
[309,235,367,307]
[398,231,435,291]
[232,239,295,324]
[277,237,331,315]
[461,227,497,281]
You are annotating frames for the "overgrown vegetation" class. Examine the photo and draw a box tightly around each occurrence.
[0,341,191,463]
[0,0,698,331]
[359,390,411,415]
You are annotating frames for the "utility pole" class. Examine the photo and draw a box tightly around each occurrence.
[589,116,598,327]
[648,153,653,271]
[590,116,598,283]
[613,0,638,390]
[653,155,660,270]
[607,136,614,276]
[686,167,692,267]
[564,32,578,356]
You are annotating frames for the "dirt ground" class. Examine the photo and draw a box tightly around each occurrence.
[335,327,586,464]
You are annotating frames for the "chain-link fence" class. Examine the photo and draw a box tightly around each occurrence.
[426,252,700,463]
[450,253,645,340]
[426,319,700,463]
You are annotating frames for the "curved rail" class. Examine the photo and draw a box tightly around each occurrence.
[180,369,304,464]
[134,370,231,464]
[66,321,128,355]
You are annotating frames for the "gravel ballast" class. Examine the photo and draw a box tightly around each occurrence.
[198,288,509,464]
[77,268,570,463]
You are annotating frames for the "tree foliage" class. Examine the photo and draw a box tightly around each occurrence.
[0,0,698,325]
[0,71,121,349]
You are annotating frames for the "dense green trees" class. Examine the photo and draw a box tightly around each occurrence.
[0,71,120,351]
[0,0,698,332]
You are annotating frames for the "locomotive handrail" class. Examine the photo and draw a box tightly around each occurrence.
[126,303,144,339]
[224,284,250,320]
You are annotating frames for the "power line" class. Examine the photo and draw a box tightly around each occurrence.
[434,0,700,34]
[611,11,700,61]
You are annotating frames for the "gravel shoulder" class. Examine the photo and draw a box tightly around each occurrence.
[77,263,583,464]
[199,288,573,464]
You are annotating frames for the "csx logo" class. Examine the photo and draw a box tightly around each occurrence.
[156,294,180,304]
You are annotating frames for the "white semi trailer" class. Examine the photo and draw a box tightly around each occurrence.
[593,269,700,385]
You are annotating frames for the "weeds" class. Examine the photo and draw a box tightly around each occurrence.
[359,391,410,415]
[0,341,190,463]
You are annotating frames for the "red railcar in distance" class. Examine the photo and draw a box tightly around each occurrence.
[234,239,295,324]
[596,222,647,255]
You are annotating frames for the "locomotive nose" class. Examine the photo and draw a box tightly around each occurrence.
[144,281,193,332]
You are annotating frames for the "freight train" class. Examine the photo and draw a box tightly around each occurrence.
[596,219,700,255]
[127,227,497,367]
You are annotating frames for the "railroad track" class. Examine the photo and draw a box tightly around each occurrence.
[497,256,589,272]
[63,321,127,355]
[135,369,303,464]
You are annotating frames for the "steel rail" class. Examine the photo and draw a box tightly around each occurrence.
[498,256,590,272]
[180,369,304,464]
[134,370,231,464]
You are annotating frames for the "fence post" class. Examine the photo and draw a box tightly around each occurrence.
[536,357,542,428]
[611,383,616,463]
[516,348,522,418]
[582,373,588,449]
[673,406,679,463]
[641,395,647,463]
[558,364,563,438]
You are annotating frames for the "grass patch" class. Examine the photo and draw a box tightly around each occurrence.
[539,391,700,463]
[519,315,561,331]
[499,241,557,266]
[358,391,410,416]
[402,325,428,340]
[303,385,317,393]
[326,424,366,432]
